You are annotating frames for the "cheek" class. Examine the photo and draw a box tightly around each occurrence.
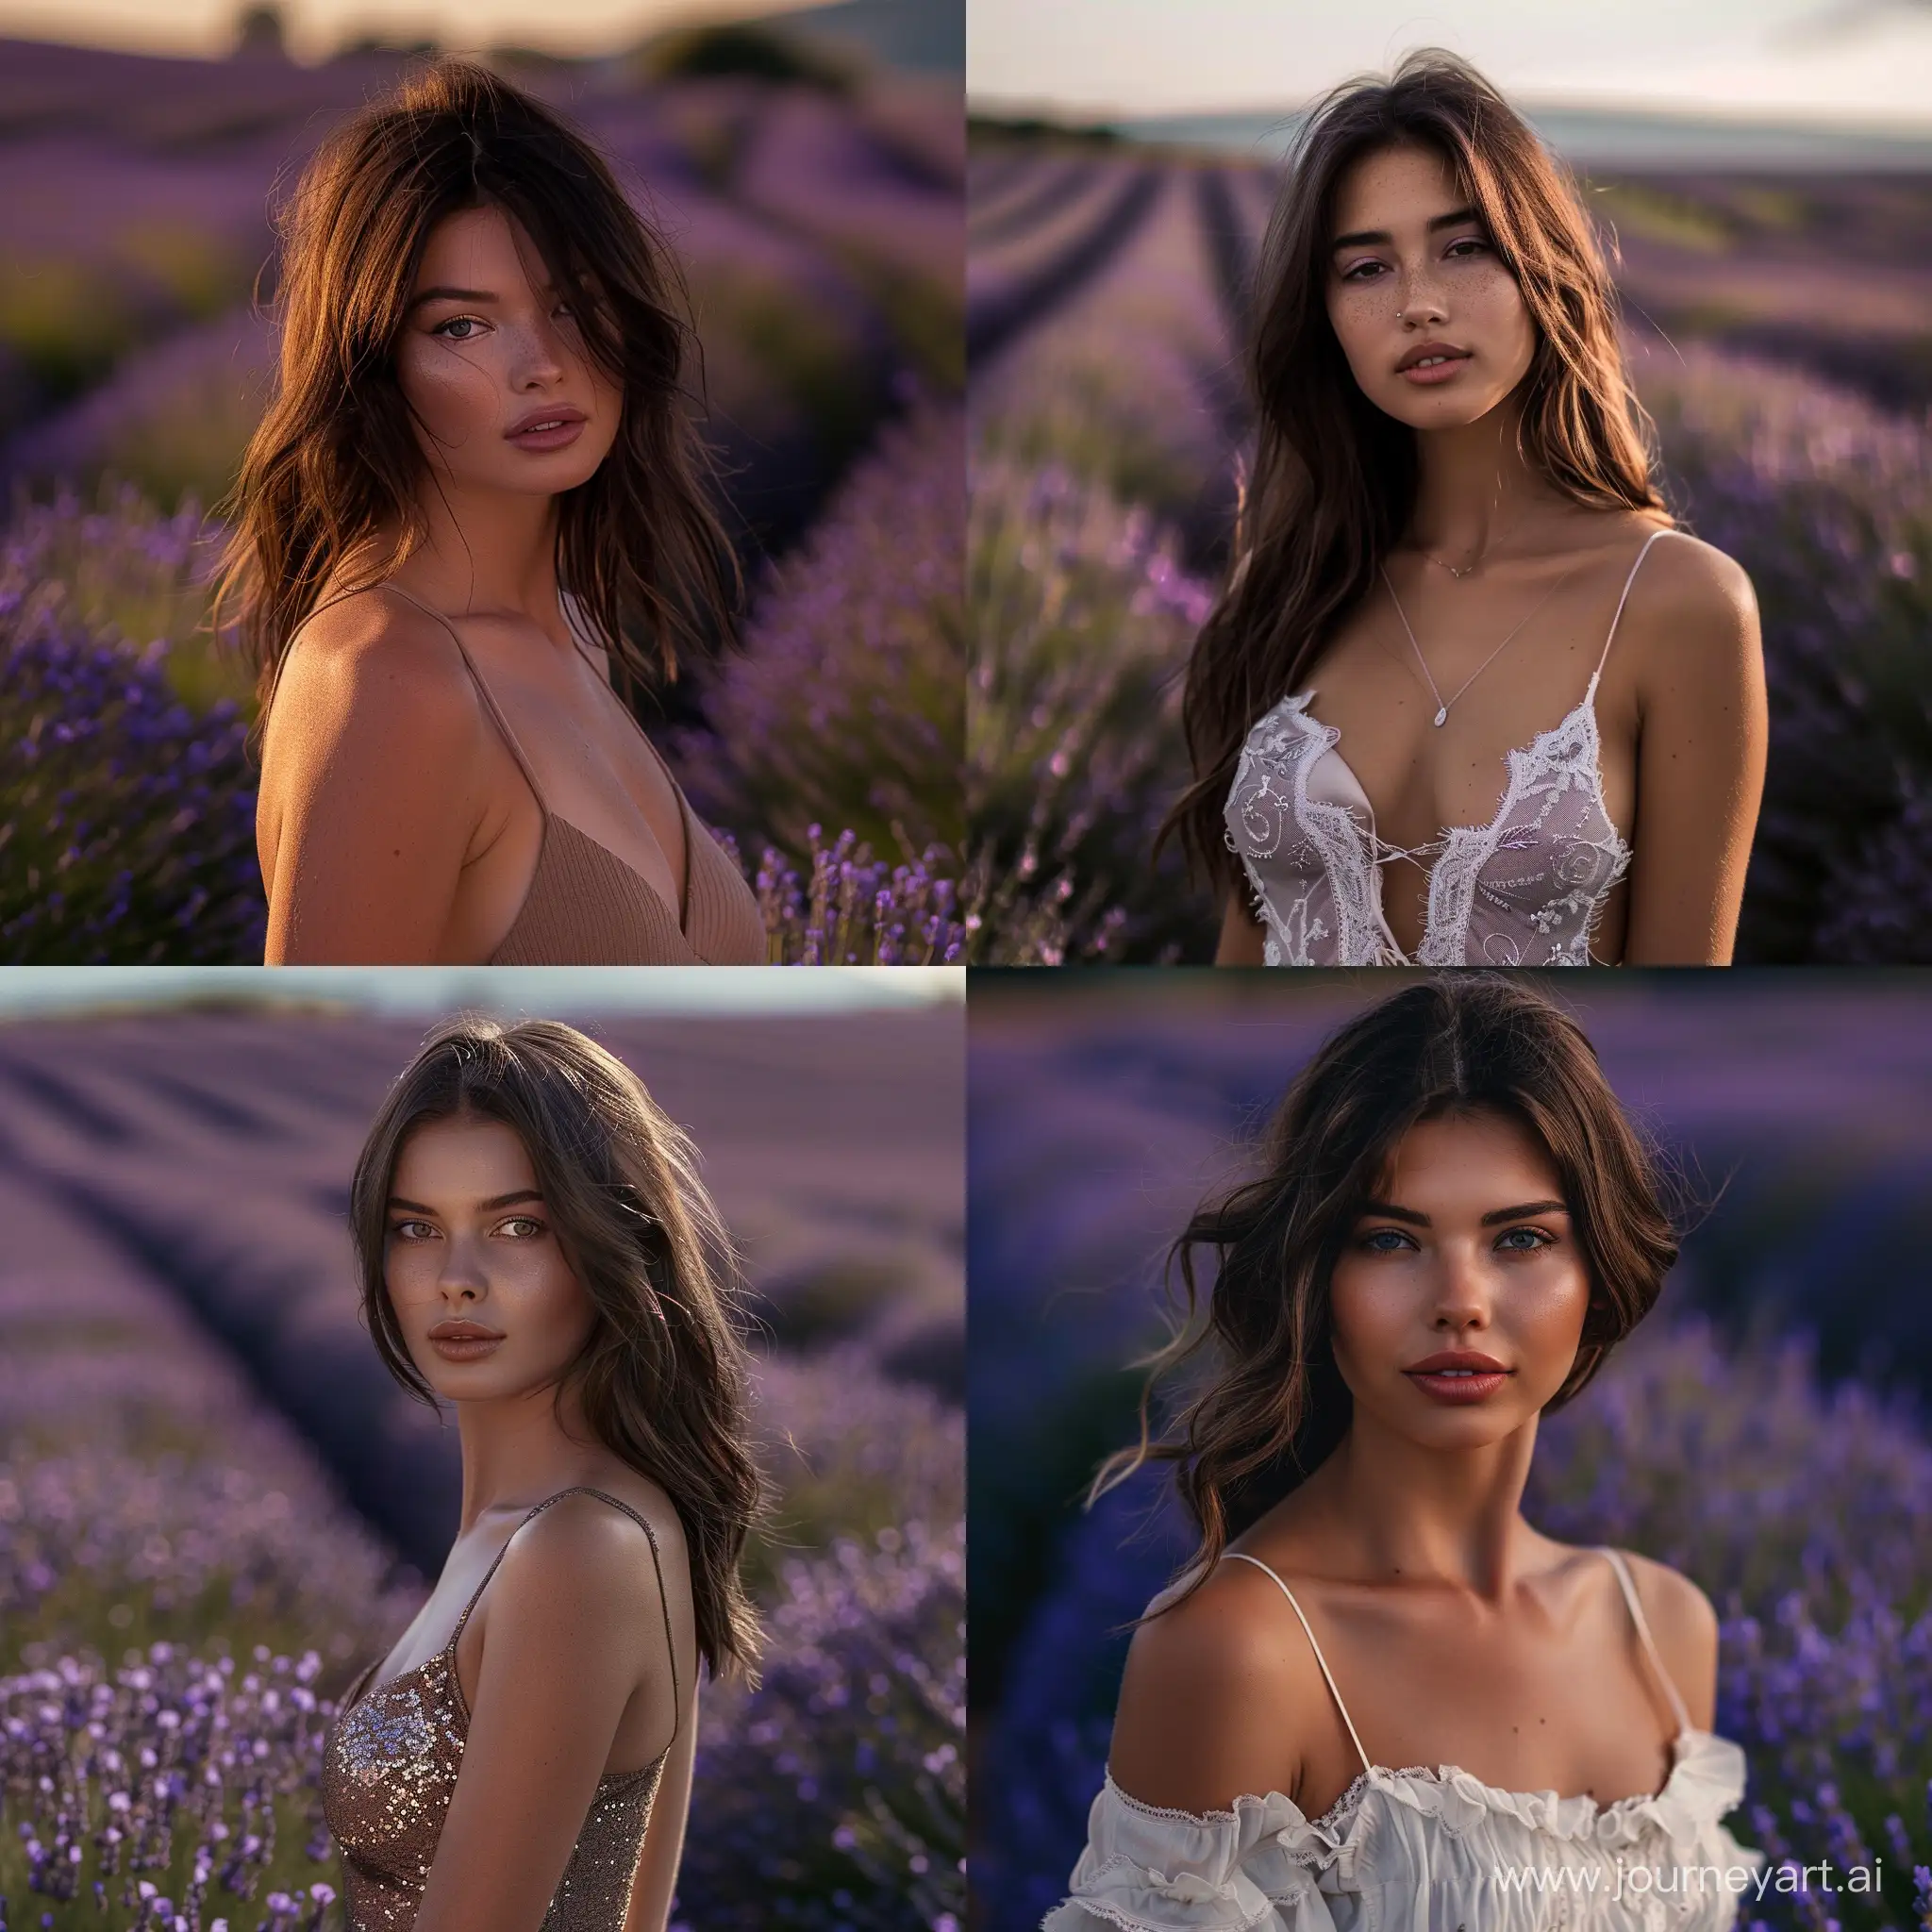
[396,341,499,438]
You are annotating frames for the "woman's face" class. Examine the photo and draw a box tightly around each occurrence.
[392,203,624,500]
[384,1112,598,1397]
[1324,142,1538,431]
[1326,1108,1591,1442]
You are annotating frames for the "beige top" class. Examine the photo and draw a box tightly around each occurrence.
[377,583,765,965]
[319,1487,678,1932]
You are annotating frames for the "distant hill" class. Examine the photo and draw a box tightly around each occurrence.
[758,0,962,77]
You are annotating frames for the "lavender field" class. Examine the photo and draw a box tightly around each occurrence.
[0,31,965,964]
[968,972,1932,1931]
[0,1000,964,1929]
[965,136,1932,963]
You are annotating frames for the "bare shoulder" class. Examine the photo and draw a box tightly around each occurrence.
[1634,527,1757,624]
[1602,1545,1720,1725]
[264,582,485,753]
[490,1487,683,1636]
[1108,1556,1319,1814]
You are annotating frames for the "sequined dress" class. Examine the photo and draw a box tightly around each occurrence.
[320,1487,677,1930]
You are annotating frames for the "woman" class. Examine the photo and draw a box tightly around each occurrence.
[1046,977,1763,1929]
[219,58,766,964]
[320,1016,766,1931]
[1163,53,1767,966]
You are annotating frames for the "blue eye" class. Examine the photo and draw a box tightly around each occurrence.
[433,315,482,341]
[1495,1226,1553,1252]
[1359,1227,1414,1252]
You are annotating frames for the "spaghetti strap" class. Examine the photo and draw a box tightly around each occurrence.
[1597,1546,1693,1740]
[377,580,554,818]
[1222,1552,1374,1776]
[448,1486,682,1749]
[1590,526,1680,694]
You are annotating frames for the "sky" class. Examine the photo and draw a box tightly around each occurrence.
[967,0,1932,127]
[0,0,825,60]
[0,968,962,1016]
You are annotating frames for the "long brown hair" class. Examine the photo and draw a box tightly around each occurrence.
[349,1015,767,1685]
[1163,50,1672,902]
[1091,975,1679,1622]
[212,56,738,741]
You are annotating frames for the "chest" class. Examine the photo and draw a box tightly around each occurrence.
[1281,1589,1676,1824]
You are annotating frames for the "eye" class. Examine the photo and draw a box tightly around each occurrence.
[496,1215,546,1239]
[1494,1225,1556,1253]
[1341,258,1387,282]
[1445,236,1490,260]
[391,1219,438,1241]
[431,314,485,341]
[1358,1226,1417,1253]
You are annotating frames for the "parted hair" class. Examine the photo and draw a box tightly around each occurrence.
[1091,975,1680,1624]
[350,1014,766,1685]
[213,56,737,748]
[1161,49,1672,903]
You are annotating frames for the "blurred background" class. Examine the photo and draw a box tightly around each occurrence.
[0,0,965,966]
[0,965,963,1929]
[967,968,1932,1932]
[965,0,1932,965]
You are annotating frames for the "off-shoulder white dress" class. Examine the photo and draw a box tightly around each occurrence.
[1044,1545,1764,1932]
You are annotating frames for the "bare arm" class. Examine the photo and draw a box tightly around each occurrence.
[257,605,489,963]
[414,1502,675,1932]
[1106,1567,1304,1812]
[1621,541,1767,965]
[1214,890,1267,966]
[625,1672,698,1932]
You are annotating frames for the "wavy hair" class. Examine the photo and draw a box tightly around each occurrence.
[212,56,738,746]
[1091,975,1681,1624]
[1162,50,1672,902]
[349,1015,767,1685]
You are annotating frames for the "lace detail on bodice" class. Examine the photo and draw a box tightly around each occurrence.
[1221,528,1683,969]
[1224,690,1631,968]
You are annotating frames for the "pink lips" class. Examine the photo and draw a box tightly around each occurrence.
[1397,345,1471,387]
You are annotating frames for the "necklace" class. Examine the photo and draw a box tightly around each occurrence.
[1380,561,1582,727]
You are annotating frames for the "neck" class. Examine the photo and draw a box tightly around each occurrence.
[451,1375,609,1537]
[1407,393,1553,571]
[389,474,571,631]
[1290,1409,1543,1605]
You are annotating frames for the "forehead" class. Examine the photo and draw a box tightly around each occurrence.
[411,203,554,291]
[1380,1109,1560,1195]
[392,1113,538,1193]
[1330,142,1467,234]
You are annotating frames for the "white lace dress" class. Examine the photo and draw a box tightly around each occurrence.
[1222,529,1685,967]
[1043,1547,1764,1932]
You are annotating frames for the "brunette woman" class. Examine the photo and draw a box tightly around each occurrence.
[1166,54,1767,966]
[1047,977,1762,1928]
[320,1016,765,1930]
[219,59,765,964]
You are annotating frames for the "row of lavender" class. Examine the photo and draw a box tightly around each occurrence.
[966,976,1932,1931]
[0,1007,965,1928]
[964,141,1932,963]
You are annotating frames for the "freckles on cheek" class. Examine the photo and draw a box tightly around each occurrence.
[403,347,498,448]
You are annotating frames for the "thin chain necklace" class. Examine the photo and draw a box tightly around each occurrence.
[1379,560,1581,727]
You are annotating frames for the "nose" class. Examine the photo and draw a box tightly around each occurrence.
[1395,267,1448,327]
[507,312,570,386]
[1427,1236,1495,1331]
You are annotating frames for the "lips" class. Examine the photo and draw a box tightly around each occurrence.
[1404,1350,1508,1375]
[1395,341,1470,374]
[429,1320,504,1341]
[505,406,585,438]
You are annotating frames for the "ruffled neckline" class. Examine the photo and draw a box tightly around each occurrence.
[1104,1724,1746,1857]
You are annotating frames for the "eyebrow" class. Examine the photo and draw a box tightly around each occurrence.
[388,1190,546,1214]
[1358,1198,1569,1227]
[408,282,557,310]
[1330,206,1482,252]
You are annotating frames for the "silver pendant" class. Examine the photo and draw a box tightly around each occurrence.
[1433,707,1448,727]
